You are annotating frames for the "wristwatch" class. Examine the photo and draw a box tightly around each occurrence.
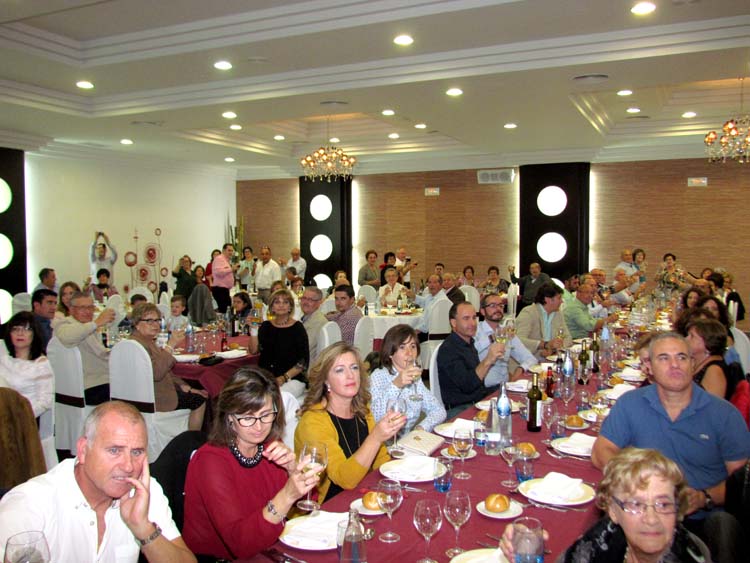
[702,490,715,510]
[137,523,162,547]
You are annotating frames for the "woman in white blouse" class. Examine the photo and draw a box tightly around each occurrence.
[378,267,406,307]
[369,324,446,432]
[0,312,54,417]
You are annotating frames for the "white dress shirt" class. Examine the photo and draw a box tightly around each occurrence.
[284,257,307,280]
[475,321,537,387]
[415,289,448,332]
[254,259,282,290]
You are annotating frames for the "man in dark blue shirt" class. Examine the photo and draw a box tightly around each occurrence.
[31,288,57,351]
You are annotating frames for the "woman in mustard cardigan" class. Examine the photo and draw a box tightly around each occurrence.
[294,342,406,503]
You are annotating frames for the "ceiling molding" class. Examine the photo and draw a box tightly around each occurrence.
[0,129,53,151]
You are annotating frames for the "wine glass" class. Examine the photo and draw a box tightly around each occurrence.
[591,395,610,433]
[500,436,519,488]
[413,499,443,563]
[376,478,403,543]
[494,325,508,345]
[541,402,558,445]
[443,490,472,558]
[505,319,516,340]
[408,359,423,402]
[385,397,407,458]
[452,429,473,479]
[4,531,50,563]
[296,442,328,511]
[561,377,575,414]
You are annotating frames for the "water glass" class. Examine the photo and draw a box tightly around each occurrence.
[433,456,453,492]
[484,432,502,456]
[512,517,544,563]
[473,419,487,446]
[551,416,567,440]
[576,389,590,412]
[514,457,535,483]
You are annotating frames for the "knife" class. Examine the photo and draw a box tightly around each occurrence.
[281,551,308,563]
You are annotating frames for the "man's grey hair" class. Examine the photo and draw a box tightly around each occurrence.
[305,286,324,300]
[82,401,145,443]
[647,331,687,359]
[70,291,91,304]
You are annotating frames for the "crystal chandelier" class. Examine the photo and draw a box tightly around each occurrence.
[704,77,750,164]
[300,118,356,181]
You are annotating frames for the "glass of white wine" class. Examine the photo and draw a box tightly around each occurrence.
[4,531,50,563]
[296,441,328,511]
[408,359,423,402]
[385,398,407,458]
[452,429,473,479]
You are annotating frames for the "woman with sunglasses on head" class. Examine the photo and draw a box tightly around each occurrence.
[183,367,320,560]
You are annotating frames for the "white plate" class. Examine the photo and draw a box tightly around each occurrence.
[476,499,524,520]
[350,497,384,516]
[615,371,646,383]
[433,422,476,438]
[474,400,522,413]
[279,514,339,551]
[564,419,591,431]
[440,447,478,460]
[379,456,441,482]
[579,408,609,422]
[173,353,200,363]
[450,548,508,563]
[519,478,596,507]
[551,437,593,457]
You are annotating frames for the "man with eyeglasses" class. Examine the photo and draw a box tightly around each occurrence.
[592,332,750,563]
[299,287,326,360]
[55,292,115,405]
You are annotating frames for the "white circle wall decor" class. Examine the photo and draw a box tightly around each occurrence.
[536,232,567,263]
[0,289,11,323]
[0,233,13,269]
[309,194,333,221]
[310,234,333,261]
[536,185,567,216]
[314,273,333,290]
[0,178,11,213]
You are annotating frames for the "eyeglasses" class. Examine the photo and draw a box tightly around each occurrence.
[483,302,503,309]
[611,496,678,515]
[233,411,278,427]
[10,326,33,333]
[139,318,161,324]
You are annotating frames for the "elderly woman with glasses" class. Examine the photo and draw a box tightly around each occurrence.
[183,368,320,560]
[500,448,711,563]
[129,302,207,430]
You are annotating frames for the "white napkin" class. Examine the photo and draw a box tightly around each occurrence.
[560,433,596,455]
[282,510,347,549]
[445,418,476,434]
[382,455,434,481]
[607,383,637,400]
[173,354,200,363]
[216,349,247,360]
[619,367,644,380]
[506,380,530,392]
[530,472,584,503]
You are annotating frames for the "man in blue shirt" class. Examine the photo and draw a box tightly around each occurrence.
[592,332,749,563]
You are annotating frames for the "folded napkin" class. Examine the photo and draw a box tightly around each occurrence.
[282,510,347,549]
[607,383,637,400]
[530,472,584,503]
[506,380,530,392]
[447,418,476,434]
[382,455,434,481]
[216,349,247,360]
[620,366,644,380]
[173,354,200,363]
[561,433,596,455]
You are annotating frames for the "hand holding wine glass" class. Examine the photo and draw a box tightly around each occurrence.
[296,441,328,511]
[407,358,423,402]
[377,478,403,543]
[413,499,443,563]
[443,490,472,558]
[384,398,408,458]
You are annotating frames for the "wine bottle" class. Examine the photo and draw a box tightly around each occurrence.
[545,366,555,397]
[526,372,542,432]
[578,340,589,384]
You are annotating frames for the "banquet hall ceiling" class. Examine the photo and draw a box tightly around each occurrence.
[1,0,749,179]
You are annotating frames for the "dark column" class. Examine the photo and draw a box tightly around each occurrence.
[0,148,27,304]
[518,163,590,280]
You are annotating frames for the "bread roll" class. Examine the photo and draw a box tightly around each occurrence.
[484,493,510,513]
[566,414,585,427]
[362,491,381,510]
[518,442,536,456]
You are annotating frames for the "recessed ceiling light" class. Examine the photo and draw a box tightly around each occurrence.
[631,2,656,16]
[504,123,518,129]
[682,111,697,119]
[388,133,400,139]
[382,109,395,116]
[230,124,242,131]
[446,88,463,97]
[76,80,94,90]
[572,74,609,84]
[414,123,427,129]
[617,89,633,96]
[120,138,133,145]
[329,137,340,143]
[393,34,414,46]
[213,60,232,70]
[626,107,641,114]
[222,111,237,119]
[274,134,285,141]
[224,157,235,163]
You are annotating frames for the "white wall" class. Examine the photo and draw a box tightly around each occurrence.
[24,154,236,293]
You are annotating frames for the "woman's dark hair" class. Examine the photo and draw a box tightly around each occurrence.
[232,292,252,310]
[662,253,676,262]
[242,246,253,254]
[57,281,81,315]
[695,295,731,329]
[681,286,706,310]
[96,268,110,279]
[380,324,420,373]
[364,351,381,374]
[365,249,377,260]
[707,272,725,290]
[383,251,395,263]
[686,318,728,356]
[487,265,500,275]
[675,307,714,336]
[463,265,474,276]
[633,248,646,262]
[209,367,285,446]
[3,311,45,359]
[194,265,205,278]
[210,249,221,259]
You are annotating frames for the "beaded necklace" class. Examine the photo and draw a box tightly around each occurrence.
[229,441,264,468]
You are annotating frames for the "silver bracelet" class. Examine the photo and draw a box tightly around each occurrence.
[137,523,162,547]
[266,500,287,521]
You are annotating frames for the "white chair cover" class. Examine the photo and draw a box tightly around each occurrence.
[357,285,377,304]
[12,292,31,315]
[39,406,58,470]
[109,340,189,461]
[157,303,170,318]
[320,297,337,315]
[728,301,739,325]
[459,285,480,309]
[47,337,92,452]
[316,321,342,360]
[129,286,154,303]
[159,291,170,308]
[107,293,123,311]
[353,316,374,357]
[730,327,750,375]
[106,294,126,328]
[506,283,519,318]
[420,298,452,368]
[428,341,443,404]
[281,391,300,450]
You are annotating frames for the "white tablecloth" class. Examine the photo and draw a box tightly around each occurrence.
[367,311,424,339]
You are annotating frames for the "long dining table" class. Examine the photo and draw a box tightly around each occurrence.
[244,384,605,562]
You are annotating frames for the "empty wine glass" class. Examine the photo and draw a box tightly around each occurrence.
[4,531,50,563]
[385,397,407,458]
[413,499,443,563]
[500,436,519,488]
[296,441,327,511]
[377,478,404,543]
[561,377,575,414]
[541,402,558,445]
[443,490,471,558]
[408,359,423,402]
[452,429,473,479]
